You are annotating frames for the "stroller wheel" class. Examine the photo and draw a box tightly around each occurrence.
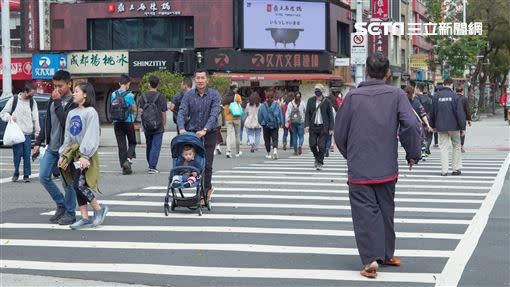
[164,204,169,216]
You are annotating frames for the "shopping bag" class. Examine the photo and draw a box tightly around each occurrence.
[3,120,25,146]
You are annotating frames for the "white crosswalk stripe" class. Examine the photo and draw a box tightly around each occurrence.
[1,151,508,286]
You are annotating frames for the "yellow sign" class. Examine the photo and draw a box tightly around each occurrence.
[410,54,429,69]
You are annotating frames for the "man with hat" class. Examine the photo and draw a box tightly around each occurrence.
[304,83,334,170]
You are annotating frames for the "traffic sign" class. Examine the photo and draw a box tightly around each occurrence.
[351,33,368,65]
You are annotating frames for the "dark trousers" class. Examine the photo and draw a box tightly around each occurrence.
[203,128,218,192]
[145,132,163,169]
[504,107,508,121]
[70,164,95,206]
[309,124,326,165]
[461,132,466,146]
[424,130,433,154]
[12,134,32,177]
[114,122,137,167]
[349,180,396,265]
[263,127,279,153]
[433,132,438,145]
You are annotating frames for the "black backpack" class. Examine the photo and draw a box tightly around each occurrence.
[417,93,433,114]
[12,95,35,113]
[110,90,131,121]
[141,92,163,132]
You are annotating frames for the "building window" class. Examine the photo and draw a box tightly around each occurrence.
[337,22,350,57]
[88,17,194,50]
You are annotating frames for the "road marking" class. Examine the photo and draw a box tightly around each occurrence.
[436,152,510,286]
[215,170,497,180]
[235,166,498,175]
[97,200,478,214]
[0,239,452,258]
[0,260,438,284]
[211,180,489,190]
[0,223,463,239]
[0,173,39,184]
[39,211,473,225]
[118,192,484,204]
[211,175,493,185]
[247,163,500,171]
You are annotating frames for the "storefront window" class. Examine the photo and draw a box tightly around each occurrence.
[88,17,194,50]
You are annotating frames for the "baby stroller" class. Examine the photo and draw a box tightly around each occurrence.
[164,132,211,216]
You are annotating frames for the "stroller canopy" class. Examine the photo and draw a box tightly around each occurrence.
[171,132,206,159]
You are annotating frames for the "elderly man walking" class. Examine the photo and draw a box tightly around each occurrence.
[334,53,422,278]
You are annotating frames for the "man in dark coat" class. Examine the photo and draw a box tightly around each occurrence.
[334,52,422,278]
[304,84,334,170]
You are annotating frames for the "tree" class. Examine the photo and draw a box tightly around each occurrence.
[207,75,231,96]
[140,70,184,101]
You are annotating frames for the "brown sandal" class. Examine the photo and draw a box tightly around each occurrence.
[360,262,378,279]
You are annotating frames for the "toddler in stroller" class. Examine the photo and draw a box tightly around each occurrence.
[164,132,211,216]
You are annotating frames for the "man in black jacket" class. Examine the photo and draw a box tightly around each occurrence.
[305,84,334,170]
[32,70,78,225]
[458,89,472,153]
[430,78,466,176]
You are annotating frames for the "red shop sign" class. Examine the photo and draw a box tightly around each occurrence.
[371,0,389,19]
[0,58,33,80]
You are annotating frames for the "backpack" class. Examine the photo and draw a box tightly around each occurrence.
[265,102,277,128]
[290,103,302,124]
[229,94,243,117]
[12,95,35,113]
[141,92,163,133]
[110,90,131,121]
[417,93,433,114]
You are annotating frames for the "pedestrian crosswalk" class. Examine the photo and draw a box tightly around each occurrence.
[1,150,509,286]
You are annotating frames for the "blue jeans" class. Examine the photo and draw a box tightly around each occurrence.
[39,149,76,215]
[246,128,262,150]
[326,133,333,150]
[240,118,245,144]
[145,132,163,169]
[290,123,305,152]
[283,127,292,146]
[12,135,32,177]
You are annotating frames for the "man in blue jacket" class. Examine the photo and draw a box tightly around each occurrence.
[430,78,466,176]
[334,52,422,278]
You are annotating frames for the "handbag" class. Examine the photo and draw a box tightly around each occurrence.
[3,120,25,146]
[229,94,244,117]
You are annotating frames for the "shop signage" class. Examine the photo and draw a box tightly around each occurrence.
[205,49,334,72]
[0,58,32,80]
[410,54,429,69]
[107,1,181,17]
[243,0,326,51]
[371,0,389,19]
[32,54,67,79]
[67,51,129,74]
[334,58,350,67]
[401,73,411,81]
[351,33,368,65]
[128,51,179,78]
[21,0,39,51]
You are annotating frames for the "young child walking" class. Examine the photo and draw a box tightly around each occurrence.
[58,83,108,230]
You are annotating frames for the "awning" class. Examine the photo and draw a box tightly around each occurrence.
[214,73,343,81]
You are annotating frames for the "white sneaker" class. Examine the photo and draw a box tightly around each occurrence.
[226,151,232,158]
[265,153,272,159]
[235,151,243,158]
[272,148,278,160]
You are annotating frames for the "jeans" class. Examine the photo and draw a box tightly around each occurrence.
[283,127,289,145]
[226,119,241,154]
[114,122,137,167]
[246,128,262,150]
[309,124,326,165]
[39,149,76,215]
[325,133,332,151]
[240,118,245,144]
[290,123,305,152]
[424,130,433,153]
[263,127,279,153]
[145,132,163,169]
[12,134,32,177]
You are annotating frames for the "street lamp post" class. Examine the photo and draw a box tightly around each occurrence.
[355,0,364,86]
[1,0,13,98]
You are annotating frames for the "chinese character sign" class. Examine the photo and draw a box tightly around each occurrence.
[371,0,388,19]
[67,51,129,74]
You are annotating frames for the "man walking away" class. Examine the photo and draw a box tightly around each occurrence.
[334,53,422,278]
[111,74,137,175]
[1,83,40,182]
[140,75,167,174]
[458,89,471,153]
[178,69,221,201]
[170,77,192,135]
[415,83,434,156]
[430,77,466,176]
[257,87,284,160]
[305,84,334,170]
[32,70,78,225]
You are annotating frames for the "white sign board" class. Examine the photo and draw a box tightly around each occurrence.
[351,33,368,65]
[67,51,129,74]
[334,58,350,67]
[243,0,326,51]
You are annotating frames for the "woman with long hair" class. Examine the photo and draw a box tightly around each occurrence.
[286,91,306,155]
[244,92,262,153]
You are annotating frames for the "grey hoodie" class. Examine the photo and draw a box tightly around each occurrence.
[334,80,422,184]
[59,107,100,159]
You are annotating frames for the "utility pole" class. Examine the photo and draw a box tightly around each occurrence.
[463,0,467,23]
[1,0,13,98]
[355,0,364,86]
